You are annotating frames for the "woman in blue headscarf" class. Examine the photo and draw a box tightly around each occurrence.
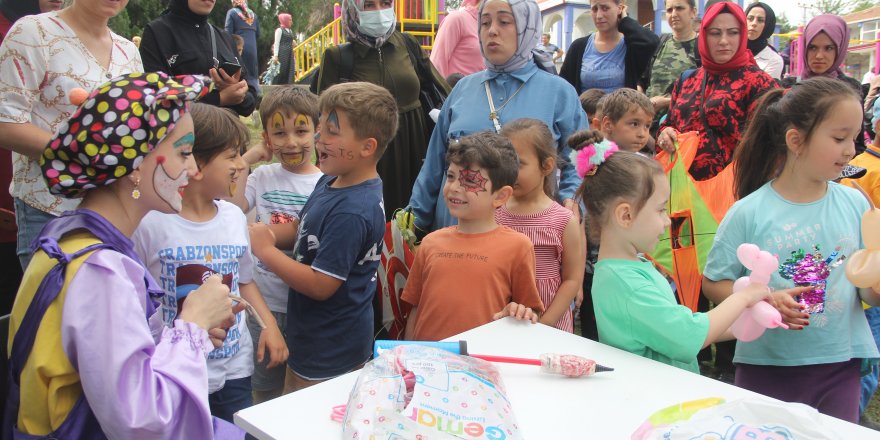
[409,0,587,232]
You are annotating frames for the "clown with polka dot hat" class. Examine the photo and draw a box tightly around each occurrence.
[7,71,248,439]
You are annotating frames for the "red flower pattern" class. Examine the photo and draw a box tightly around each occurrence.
[661,65,777,181]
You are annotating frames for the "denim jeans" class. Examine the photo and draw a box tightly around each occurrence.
[14,198,55,271]
[860,307,880,415]
[208,376,253,423]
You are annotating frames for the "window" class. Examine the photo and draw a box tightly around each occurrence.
[862,20,878,43]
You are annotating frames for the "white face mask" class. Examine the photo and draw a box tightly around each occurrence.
[358,8,395,38]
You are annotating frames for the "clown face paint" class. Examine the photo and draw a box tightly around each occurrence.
[153,155,190,212]
[174,132,195,149]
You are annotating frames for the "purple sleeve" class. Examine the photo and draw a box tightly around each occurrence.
[61,249,216,439]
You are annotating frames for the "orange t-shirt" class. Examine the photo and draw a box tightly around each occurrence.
[401,225,544,341]
[842,144,880,208]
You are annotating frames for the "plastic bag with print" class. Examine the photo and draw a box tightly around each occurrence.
[632,398,840,440]
[342,344,523,440]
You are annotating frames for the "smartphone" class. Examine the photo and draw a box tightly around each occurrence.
[219,61,241,78]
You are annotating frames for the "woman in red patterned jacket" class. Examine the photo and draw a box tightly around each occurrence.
[656,1,776,181]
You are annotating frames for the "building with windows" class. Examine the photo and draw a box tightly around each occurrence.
[842,5,880,82]
[538,0,749,64]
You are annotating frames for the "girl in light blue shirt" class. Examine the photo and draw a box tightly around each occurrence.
[703,77,880,423]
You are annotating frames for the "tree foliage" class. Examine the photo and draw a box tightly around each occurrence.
[809,0,879,15]
[775,12,795,52]
[849,0,879,13]
[109,0,333,77]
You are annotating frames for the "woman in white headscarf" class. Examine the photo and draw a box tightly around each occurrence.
[409,0,587,233]
[311,0,449,220]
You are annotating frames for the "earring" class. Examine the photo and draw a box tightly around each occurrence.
[131,178,141,199]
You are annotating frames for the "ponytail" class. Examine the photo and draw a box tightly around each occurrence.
[568,129,663,242]
[734,77,861,200]
[734,88,787,200]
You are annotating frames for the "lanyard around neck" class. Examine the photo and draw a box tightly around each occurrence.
[484,80,527,134]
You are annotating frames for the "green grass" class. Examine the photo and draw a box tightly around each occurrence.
[867,390,880,424]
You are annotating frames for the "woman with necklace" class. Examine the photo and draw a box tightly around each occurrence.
[559,0,658,94]
[0,0,143,271]
[409,0,586,232]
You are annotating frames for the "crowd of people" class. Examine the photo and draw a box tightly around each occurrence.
[1,0,880,438]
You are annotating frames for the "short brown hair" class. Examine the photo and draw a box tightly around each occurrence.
[319,82,399,157]
[599,88,654,123]
[446,132,519,192]
[260,86,320,131]
[231,34,244,48]
[579,89,607,117]
[189,103,249,167]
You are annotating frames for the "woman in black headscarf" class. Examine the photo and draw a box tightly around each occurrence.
[140,0,257,117]
[745,2,783,80]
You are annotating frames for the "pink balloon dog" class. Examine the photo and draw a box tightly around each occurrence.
[729,244,789,342]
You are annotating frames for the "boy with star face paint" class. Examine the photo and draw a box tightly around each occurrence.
[233,86,323,403]
[402,131,544,341]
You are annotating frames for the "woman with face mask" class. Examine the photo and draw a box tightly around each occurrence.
[409,0,586,233]
[559,0,659,94]
[311,0,450,221]
[745,2,783,80]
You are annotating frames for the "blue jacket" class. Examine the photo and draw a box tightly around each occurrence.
[409,61,587,231]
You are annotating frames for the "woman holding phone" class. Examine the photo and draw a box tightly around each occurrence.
[140,0,257,117]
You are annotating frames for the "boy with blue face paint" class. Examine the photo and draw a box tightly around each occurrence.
[311,0,450,221]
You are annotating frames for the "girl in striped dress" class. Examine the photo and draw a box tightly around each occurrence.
[496,119,585,332]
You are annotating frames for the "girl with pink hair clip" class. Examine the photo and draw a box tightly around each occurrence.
[573,134,799,374]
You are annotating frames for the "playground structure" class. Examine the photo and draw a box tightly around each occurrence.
[291,1,880,84]
[293,0,442,82]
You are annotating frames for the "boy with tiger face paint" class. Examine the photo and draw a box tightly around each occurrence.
[234,86,324,402]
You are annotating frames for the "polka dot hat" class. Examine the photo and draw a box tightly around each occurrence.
[41,72,211,197]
